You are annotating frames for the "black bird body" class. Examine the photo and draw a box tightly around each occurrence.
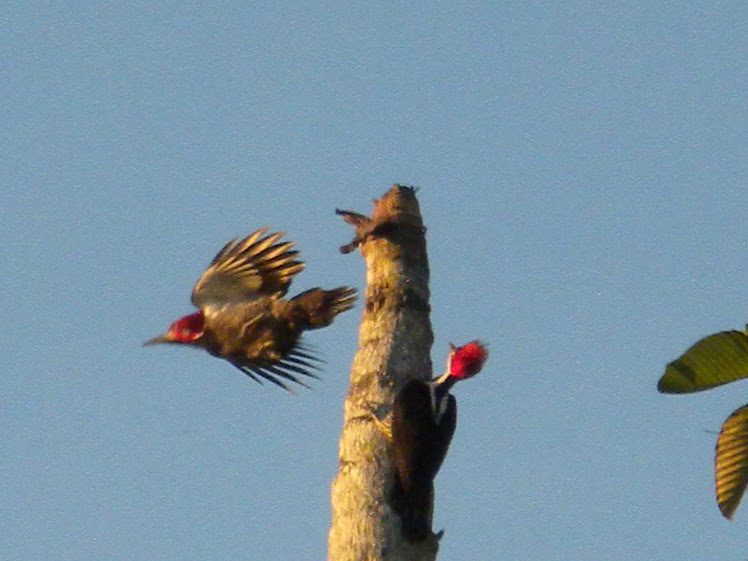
[389,341,488,541]
[391,378,457,541]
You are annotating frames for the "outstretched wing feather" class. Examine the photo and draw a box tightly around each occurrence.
[228,343,322,393]
[192,228,305,308]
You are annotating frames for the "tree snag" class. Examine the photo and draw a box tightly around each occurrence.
[328,185,438,561]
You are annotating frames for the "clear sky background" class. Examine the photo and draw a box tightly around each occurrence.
[2,2,746,560]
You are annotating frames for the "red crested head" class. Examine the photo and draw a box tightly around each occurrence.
[144,311,205,346]
[447,340,488,380]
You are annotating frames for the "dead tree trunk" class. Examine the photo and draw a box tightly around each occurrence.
[328,186,439,561]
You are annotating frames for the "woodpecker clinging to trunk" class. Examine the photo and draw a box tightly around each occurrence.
[144,228,357,391]
[390,340,488,541]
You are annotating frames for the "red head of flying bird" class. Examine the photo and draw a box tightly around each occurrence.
[144,228,357,391]
[390,340,488,541]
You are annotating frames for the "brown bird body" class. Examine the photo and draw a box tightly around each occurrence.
[145,228,357,390]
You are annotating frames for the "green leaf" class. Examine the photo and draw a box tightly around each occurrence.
[716,404,748,519]
[658,329,748,394]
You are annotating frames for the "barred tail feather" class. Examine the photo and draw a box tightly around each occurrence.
[291,287,357,329]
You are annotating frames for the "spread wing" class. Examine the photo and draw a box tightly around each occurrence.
[229,343,322,393]
[191,228,305,309]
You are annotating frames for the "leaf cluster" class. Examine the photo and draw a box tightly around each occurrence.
[658,327,748,518]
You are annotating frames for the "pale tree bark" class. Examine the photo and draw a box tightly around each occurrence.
[328,186,439,561]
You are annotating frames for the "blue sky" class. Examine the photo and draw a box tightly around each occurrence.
[2,2,746,559]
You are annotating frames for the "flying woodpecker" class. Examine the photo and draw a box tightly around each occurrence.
[144,227,356,391]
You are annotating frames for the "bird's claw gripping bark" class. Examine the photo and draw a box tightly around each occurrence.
[352,403,393,440]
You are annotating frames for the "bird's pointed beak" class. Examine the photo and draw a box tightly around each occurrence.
[143,334,170,347]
